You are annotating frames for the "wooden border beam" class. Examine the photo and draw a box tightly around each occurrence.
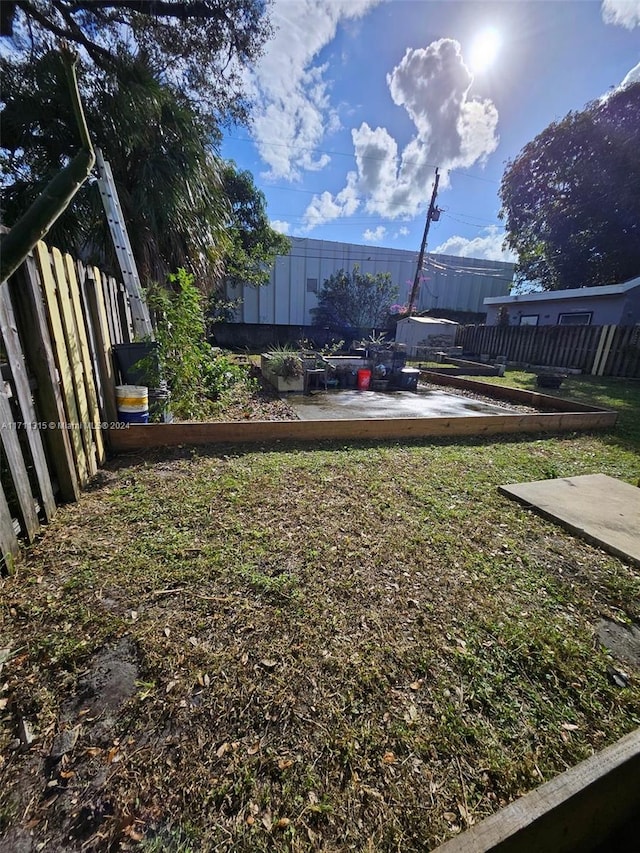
[431,726,640,853]
[108,408,617,452]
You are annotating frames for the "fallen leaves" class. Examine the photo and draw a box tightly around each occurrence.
[404,704,419,725]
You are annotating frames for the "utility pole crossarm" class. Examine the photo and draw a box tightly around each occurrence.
[407,167,440,317]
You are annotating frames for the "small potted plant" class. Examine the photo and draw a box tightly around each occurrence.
[262,347,304,392]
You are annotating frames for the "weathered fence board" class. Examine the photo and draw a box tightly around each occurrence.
[0,381,39,541]
[52,247,97,476]
[85,266,118,426]
[36,242,89,484]
[65,256,105,464]
[0,483,18,566]
[0,281,56,522]
[10,256,80,503]
[0,237,143,565]
[456,324,640,377]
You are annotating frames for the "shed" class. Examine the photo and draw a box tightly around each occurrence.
[395,316,459,357]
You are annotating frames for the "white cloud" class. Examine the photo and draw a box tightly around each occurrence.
[620,60,640,87]
[363,226,386,242]
[248,0,382,180]
[303,174,360,229]
[303,38,499,227]
[602,0,640,28]
[432,226,515,262]
[270,220,291,235]
[394,226,410,239]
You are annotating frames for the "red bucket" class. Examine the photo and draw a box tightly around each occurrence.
[357,368,371,390]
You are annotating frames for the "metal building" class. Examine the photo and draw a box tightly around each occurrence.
[226,237,514,325]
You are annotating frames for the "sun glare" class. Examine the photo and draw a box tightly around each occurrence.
[469,27,501,73]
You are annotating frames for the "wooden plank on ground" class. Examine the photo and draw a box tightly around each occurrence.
[431,726,640,853]
[0,482,19,566]
[64,254,105,464]
[0,280,56,521]
[35,242,88,485]
[86,266,118,426]
[422,372,608,413]
[0,379,39,541]
[9,255,79,502]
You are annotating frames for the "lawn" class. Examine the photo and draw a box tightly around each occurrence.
[1,372,639,852]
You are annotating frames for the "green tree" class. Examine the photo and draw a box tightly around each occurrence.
[0,0,272,123]
[1,52,230,290]
[222,162,291,289]
[1,53,287,293]
[500,82,640,291]
[312,266,398,334]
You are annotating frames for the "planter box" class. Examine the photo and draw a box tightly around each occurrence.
[270,374,304,393]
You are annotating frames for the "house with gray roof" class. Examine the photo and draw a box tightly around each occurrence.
[484,275,640,327]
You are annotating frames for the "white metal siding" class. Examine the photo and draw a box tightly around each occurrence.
[228,237,513,324]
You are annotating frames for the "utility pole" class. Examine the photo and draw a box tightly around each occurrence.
[407,167,440,316]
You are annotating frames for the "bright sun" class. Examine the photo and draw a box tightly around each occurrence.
[469,27,501,73]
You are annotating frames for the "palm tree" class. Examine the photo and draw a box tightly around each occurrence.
[2,51,230,291]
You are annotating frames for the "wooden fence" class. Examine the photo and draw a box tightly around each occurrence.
[0,239,135,568]
[455,324,640,378]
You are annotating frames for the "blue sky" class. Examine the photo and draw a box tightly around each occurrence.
[221,0,640,262]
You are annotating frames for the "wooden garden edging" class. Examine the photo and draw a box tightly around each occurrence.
[432,726,640,853]
[109,374,616,451]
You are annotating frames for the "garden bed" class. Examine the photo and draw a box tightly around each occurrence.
[108,373,617,451]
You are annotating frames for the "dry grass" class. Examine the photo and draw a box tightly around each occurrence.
[1,374,639,852]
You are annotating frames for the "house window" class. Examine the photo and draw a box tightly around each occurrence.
[519,315,539,326]
[306,277,318,293]
[558,312,592,326]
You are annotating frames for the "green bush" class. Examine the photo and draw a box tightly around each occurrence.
[144,269,252,419]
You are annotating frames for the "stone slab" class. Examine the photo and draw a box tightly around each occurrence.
[499,473,640,566]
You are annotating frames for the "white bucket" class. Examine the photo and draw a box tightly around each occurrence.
[116,385,149,424]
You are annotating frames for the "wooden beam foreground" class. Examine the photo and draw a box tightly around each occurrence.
[108,408,617,452]
[432,726,640,853]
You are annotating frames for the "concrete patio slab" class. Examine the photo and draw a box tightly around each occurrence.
[499,473,640,567]
[287,389,510,421]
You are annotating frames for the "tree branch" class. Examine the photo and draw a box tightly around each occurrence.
[65,0,228,21]
[12,0,115,66]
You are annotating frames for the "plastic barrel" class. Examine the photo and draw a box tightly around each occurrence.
[357,368,371,390]
[116,385,149,424]
[398,368,420,391]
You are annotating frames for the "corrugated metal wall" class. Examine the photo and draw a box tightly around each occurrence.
[227,238,514,324]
